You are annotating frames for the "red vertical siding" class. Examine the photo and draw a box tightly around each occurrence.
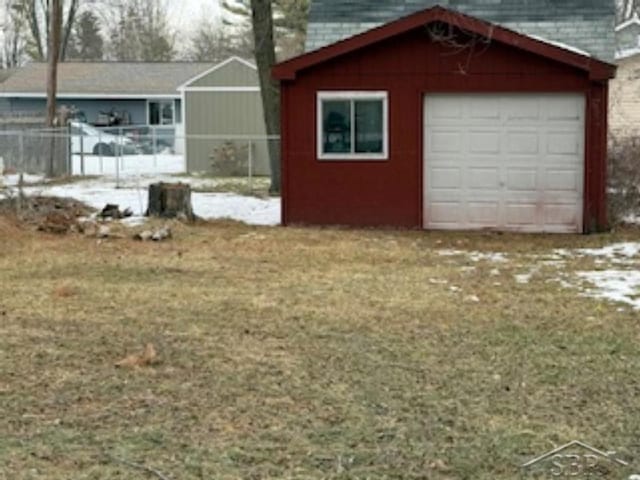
[584,83,609,232]
[280,28,609,232]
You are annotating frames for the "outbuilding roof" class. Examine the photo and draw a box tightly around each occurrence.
[0,62,214,98]
[306,0,616,62]
[274,6,617,81]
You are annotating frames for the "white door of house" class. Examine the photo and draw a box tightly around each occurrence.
[423,94,585,233]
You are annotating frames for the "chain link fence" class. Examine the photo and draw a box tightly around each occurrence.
[0,125,280,193]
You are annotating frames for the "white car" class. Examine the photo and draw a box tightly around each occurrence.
[70,121,140,156]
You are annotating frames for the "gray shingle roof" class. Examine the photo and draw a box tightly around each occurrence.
[306,0,616,62]
[0,62,214,97]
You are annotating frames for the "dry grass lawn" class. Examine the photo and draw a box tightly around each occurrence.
[1,217,639,479]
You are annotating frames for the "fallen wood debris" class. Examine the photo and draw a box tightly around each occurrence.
[114,343,158,368]
[99,203,133,219]
[134,225,172,242]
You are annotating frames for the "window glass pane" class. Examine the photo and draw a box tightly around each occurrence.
[355,100,383,153]
[161,101,173,125]
[322,100,351,154]
[149,102,160,125]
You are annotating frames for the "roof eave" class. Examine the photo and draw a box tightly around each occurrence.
[273,5,616,82]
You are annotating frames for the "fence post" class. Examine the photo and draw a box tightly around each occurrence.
[119,126,124,175]
[152,127,157,168]
[18,131,24,174]
[248,139,253,193]
[115,130,120,188]
[98,130,103,174]
[80,133,85,175]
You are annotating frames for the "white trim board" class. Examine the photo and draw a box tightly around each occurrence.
[0,93,181,99]
[181,86,260,93]
[177,56,257,90]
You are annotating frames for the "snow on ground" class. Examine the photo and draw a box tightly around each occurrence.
[437,249,508,262]
[71,153,184,177]
[4,170,640,310]
[3,174,281,227]
[437,242,640,310]
[576,270,640,310]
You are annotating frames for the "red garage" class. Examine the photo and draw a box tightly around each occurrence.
[273,6,617,233]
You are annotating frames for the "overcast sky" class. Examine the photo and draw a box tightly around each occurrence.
[167,0,223,35]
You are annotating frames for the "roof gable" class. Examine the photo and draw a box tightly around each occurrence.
[179,57,258,89]
[616,12,640,32]
[306,0,616,62]
[274,6,616,81]
[0,62,214,98]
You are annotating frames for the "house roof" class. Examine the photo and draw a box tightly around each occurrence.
[616,12,640,32]
[274,6,617,81]
[0,62,214,98]
[178,56,257,90]
[305,0,616,62]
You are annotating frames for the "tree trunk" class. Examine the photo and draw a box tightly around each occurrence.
[46,0,62,177]
[251,0,281,194]
[146,182,195,220]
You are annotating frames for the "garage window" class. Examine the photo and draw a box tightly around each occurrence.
[317,91,388,160]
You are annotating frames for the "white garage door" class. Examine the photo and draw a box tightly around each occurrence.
[424,94,585,233]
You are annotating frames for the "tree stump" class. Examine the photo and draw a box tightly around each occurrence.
[146,182,195,220]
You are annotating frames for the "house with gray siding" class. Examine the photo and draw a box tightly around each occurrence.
[0,62,214,138]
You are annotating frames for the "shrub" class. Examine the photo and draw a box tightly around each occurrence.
[608,136,640,225]
[209,141,249,176]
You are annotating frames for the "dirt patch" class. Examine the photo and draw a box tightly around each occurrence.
[0,194,95,234]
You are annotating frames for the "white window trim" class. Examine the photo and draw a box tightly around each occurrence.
[146,98,175,126]
[317,91,389,161]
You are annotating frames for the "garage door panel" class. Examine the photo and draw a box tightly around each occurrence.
[468,131,500,153]
[430,167,462,189]
[506,169,537,191]
[430,130,464,153]
[505,204,538,226]
[545,98,582,120]
[424,93,584,233]
[429,202,462,225]
[544,204,580,226]
[470,99,501,119]
[467,202,500,224]
[547,132,581,155]
[545,169,581,191]
[507,131,539,154]
[468,168,500,189]
[506,98,540,121]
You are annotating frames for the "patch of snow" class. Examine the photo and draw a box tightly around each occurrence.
[576,242,640,259]
[553,242,640,265]
[3,173,46,186]
[437,249,507,263]
[576,270,640,310]
[514,273,532,284]
[71,153,185,177]
[469,252,507,263]
[437,249,464,257]
[18,177,281,226]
